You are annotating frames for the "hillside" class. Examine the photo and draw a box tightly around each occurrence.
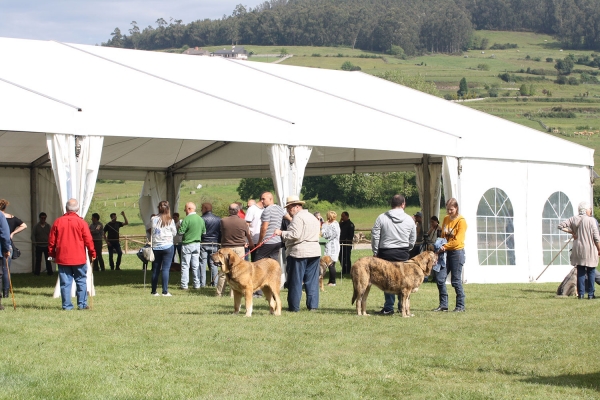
[236,31,600,171]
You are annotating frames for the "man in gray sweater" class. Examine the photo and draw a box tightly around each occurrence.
[371,194,416,315]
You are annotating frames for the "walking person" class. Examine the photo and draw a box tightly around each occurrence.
[48,199,96,310]
[32,212,53,275]
[0,199,27,298]
[150,201,177,296]
[433,198,468,312]
[89,213,105,272]
[321,211,340,286]
[558,201,600,299]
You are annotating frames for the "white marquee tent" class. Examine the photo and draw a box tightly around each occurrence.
[0,37,594,284]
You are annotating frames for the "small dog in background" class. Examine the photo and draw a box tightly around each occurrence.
[319,255,334,291]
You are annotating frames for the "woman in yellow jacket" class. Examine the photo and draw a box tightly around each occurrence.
[433,198,467,312]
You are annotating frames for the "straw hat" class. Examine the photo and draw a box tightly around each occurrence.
[284,195,305,207]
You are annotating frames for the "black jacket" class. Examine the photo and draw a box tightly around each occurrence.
[201,211,221,244]
[339,219,355,244]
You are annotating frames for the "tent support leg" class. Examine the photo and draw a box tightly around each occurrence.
[30,167,38,274]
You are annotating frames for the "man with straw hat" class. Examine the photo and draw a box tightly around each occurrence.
[274,195,321,312]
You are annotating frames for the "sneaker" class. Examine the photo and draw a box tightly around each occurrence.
[432,307,448,312]
[151,292,160,296]
[162,293,172,297]
[589,295,596,300]
[193,286,200,290]
[327,283,336,287]
[452,307,465,312]
[375,308,394,316]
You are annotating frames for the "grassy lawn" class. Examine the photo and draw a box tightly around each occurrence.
[2,250,598,399]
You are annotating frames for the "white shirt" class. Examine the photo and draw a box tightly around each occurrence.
[245,204,264,243]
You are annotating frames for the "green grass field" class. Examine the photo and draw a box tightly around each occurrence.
[2,252,598,399]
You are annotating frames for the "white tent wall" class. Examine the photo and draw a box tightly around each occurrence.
[526,162,592,283]
[0,168,32,273]
[459,158,591,284]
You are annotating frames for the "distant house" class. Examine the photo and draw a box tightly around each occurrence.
[183,47,210,56]
[212,46,248,60]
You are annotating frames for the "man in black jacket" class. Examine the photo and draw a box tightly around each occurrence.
[200,203,221,287]
[339,211,355,275]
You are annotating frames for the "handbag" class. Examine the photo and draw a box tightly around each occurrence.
[141,232,155,262]
[11,245,21,259]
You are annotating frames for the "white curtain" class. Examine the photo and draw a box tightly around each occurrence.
[47,133,103,298]
[442,156,460,204]
[139,171,167,228]
[267,144,312,206]
[429,163,443,219]
[415,162,444,219]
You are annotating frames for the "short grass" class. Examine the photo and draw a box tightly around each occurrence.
[2,251,599,399]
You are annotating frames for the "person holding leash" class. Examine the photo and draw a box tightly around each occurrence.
[434,198,467,312]
[558,201,600,299]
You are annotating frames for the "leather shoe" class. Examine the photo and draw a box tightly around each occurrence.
[432,306,448,312]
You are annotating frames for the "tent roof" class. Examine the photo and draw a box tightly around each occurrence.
[0,37,593,178]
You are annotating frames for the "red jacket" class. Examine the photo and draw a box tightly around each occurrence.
[48,212,96,266]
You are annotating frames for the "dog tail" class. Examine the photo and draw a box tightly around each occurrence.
[351,287,357,305]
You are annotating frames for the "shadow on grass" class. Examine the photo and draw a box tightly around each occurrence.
[521,371,600,392]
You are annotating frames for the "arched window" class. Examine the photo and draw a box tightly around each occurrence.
[477,188,515,265]
[542,191,573,265]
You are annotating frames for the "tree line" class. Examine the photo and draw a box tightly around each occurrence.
[102,0,600,54]
[237,173,419,208]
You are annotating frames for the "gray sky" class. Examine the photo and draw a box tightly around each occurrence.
[0,0,265,45]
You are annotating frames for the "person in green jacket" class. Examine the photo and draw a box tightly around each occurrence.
[178,202,206,289]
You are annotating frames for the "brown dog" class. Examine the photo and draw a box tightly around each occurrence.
[351,251,437,317]
[319,255,334,291]
[211,248,282,316]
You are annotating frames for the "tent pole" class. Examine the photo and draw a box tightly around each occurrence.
[422,154,430,231]
[30,167,38,274]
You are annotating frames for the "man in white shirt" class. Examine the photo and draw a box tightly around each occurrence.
[245,198,264,262]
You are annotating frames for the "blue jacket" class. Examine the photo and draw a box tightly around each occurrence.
[433,238,447,272]
[0,212,12,258]
[201,211,221,244]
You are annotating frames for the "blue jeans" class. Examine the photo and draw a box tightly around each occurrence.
[201,244,219,287]
[436,249,466,310]
[286,256,320,312]
[2,249,10,291]
[379,248,410,312]
[577,265,596,298]
[107,241,122,269]
[58,264,87,310]
[173,243,182,263]
[152,246,174,294]
[181,242,200,289]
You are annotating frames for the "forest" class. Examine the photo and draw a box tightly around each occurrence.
[102,0,600,54]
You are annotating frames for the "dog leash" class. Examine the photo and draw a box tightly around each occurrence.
[244,233,278,258]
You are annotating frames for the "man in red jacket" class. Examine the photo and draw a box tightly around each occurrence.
[48,199,96,310]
